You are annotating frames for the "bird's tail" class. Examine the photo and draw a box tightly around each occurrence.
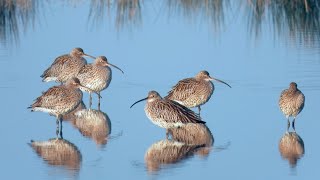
[197,119,206,124]
[40,68,50,78]
[27,106,35,112]
[27,140,34,147]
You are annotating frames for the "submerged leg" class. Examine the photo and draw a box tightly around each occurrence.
[198,106,201,116]
[98,92,101,110]
[89,92,92,109]
[287,118,290,131]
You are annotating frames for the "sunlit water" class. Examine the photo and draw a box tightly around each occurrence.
[0,1,319,179]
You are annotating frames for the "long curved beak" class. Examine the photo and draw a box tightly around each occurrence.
[79,84,102,98]
[130,97,148,108]
[109,63,124,74]
[83,54,96,59]
[210,77,232,88]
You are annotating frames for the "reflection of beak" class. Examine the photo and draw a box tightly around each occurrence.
[79,84,102,98]
[83,54,96,59]
[130,97,148,108]
[108,63,124,74]
[209,77,232,88]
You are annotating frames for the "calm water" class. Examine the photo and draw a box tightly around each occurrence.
[1,0,320,179]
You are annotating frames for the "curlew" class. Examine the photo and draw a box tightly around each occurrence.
[279,82,305,130]
[41,47,95,84]
[130,91,205,138]
[76,56,124,109]
[166,70,231,115]
[29,77,99,137]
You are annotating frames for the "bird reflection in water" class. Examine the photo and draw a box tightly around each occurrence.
[29,138,82,176]
[145,123,213,172]
[73,109,111,146]
[168,123,214,157]
[279,128,304,169]
[145,139,203,173]
[62,101,87,125]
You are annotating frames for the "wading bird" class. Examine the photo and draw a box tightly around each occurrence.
[77,56,124,109]
[279,82,305,130]
[166,70,231,115]
[130,91,205,138]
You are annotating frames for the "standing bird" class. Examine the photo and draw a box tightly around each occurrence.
[29,77,99,137]
[41,47,95,84]
[279,82,305,130]
[76,56,124,109]
[166,71,231,115]
[130,91,205,138]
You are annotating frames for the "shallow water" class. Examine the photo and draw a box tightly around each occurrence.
[1,0,320,179]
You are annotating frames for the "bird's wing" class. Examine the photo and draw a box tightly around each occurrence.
[166,78,199,101]
[296,91,305,113]
[41,55,70,78]
[154,99,205,124]
[278,89,288,105]
[31,86,68,108]
[77,65,95,84]
[78,65,94,77]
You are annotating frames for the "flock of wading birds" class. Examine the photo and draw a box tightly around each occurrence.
[28,47,305,138]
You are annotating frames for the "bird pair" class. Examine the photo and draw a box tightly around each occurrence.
[130,71,232,138]
[41,47,124,109]
[29,48,123,137]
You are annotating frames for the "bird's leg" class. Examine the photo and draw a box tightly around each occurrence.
[56,116,60,138]
[198,106,201,116]
[59,117,63,139]
[287,117,290,131]
[166,129,169,140]
[292,117,296,131]
[89,92,92,109]
[98,92,101,110]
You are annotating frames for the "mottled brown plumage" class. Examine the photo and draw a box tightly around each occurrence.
[74,109,111,146]
[41,48,95,83]
[166,70,231,115]
[62,101,86,123]
[30,138,82,171]
[145,139,203,172]
[279,131,304,168]
[168,123,213,157]
[76,56,124,109]
[131,91,205,137]
[279,82,305,129]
